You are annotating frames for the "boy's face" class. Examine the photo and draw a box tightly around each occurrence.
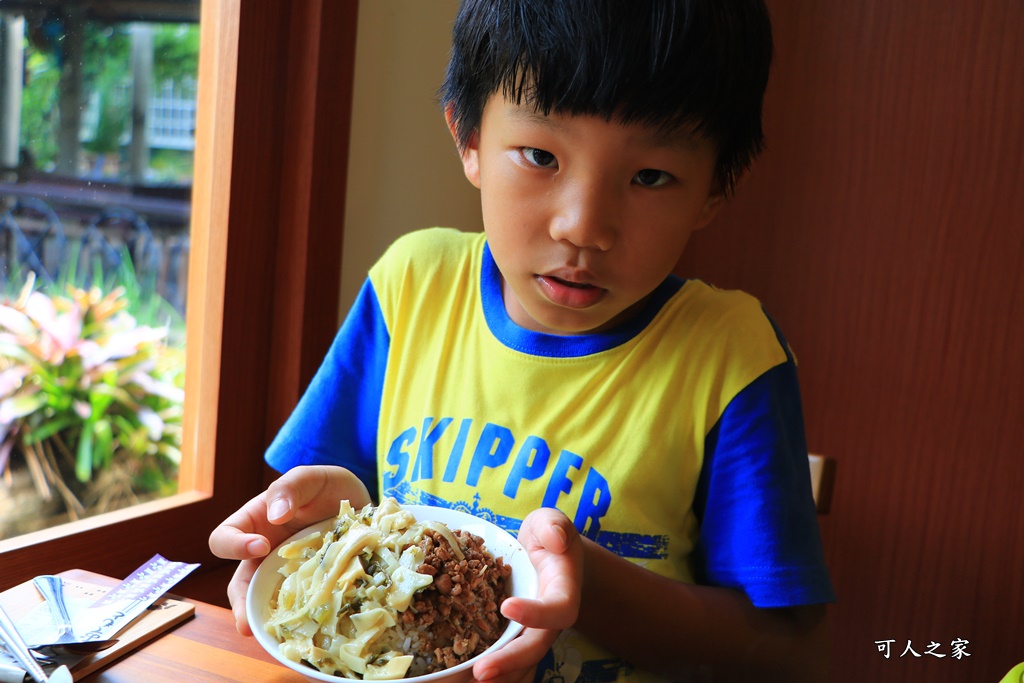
[452,94,725,335]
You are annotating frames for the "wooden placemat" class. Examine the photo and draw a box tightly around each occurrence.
[0,576,195,680]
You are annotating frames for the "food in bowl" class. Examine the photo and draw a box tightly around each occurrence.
[261,497,517,680]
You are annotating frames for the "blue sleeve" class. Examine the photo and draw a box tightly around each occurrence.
[692,349,836,608]
[264,278,389,496]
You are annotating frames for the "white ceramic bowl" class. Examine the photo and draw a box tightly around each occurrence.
[246,504,538,683]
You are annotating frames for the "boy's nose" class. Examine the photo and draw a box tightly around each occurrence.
[549,182,617,251]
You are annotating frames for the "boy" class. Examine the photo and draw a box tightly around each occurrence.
[209,1,835,681]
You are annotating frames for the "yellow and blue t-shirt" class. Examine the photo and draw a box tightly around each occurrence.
[266,228,835,682]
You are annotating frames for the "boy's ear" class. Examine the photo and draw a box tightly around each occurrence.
[694,191,727,231]
[445,106,481,188]
[695,168,746,230]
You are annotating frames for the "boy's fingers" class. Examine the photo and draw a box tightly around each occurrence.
[209,499,303,562]
[227,559,259,636]
[210,467,372,561]
[534,516,569,554]
[264,467,325,522]
[267,465,372,525]
[209,501,272,559]
[518,508,573,552]
[501,592,577,630]
[498,507,583,649]
[212,532,270,560]
[208,487,294,558]
[473,628,557,682]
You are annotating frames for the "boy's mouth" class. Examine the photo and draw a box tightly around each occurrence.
[536,274,607,309]
[549,276,595,289]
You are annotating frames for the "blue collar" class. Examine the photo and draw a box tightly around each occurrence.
[480,242,684,358]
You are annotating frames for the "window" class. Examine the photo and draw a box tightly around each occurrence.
[0,0,357,586]
[2,4,199,539]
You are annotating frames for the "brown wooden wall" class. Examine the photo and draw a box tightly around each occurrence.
[676,2,1024,681]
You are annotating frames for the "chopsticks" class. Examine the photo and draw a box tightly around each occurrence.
[0,602,69,683]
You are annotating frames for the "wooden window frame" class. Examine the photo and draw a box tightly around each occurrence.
[0,0,357,587]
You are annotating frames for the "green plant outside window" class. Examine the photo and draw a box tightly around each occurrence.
[0,260,185,535]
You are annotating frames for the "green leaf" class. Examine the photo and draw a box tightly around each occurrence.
[93,419,114,470]
[88,383,137,411]
[109,414,137,437]
[33,369,66,394]
[22,416,76,444]
[0,391,46,422]
[76,422,95,482]
[126,426,150,455]
[89,389,116,416]
[156,442,182,465]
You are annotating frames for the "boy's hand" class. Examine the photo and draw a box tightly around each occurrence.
[207,465,371,635]
[472,508,583,682]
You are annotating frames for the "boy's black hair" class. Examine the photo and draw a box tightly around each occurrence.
[440,0,773,195]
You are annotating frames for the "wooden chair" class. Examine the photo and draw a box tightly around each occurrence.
[808,454,836,515]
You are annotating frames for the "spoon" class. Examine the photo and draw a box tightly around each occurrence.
[0,602,72,683]
[28,576,118,653]
[29,640,120,656]
[31,578,73,643]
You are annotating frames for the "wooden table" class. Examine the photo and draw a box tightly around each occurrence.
[30,570,309,683]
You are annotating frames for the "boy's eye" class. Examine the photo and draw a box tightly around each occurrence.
[522,147,557,168]
[634,169,673,187]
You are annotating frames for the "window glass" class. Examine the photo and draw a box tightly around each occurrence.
[0,1,199,539]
